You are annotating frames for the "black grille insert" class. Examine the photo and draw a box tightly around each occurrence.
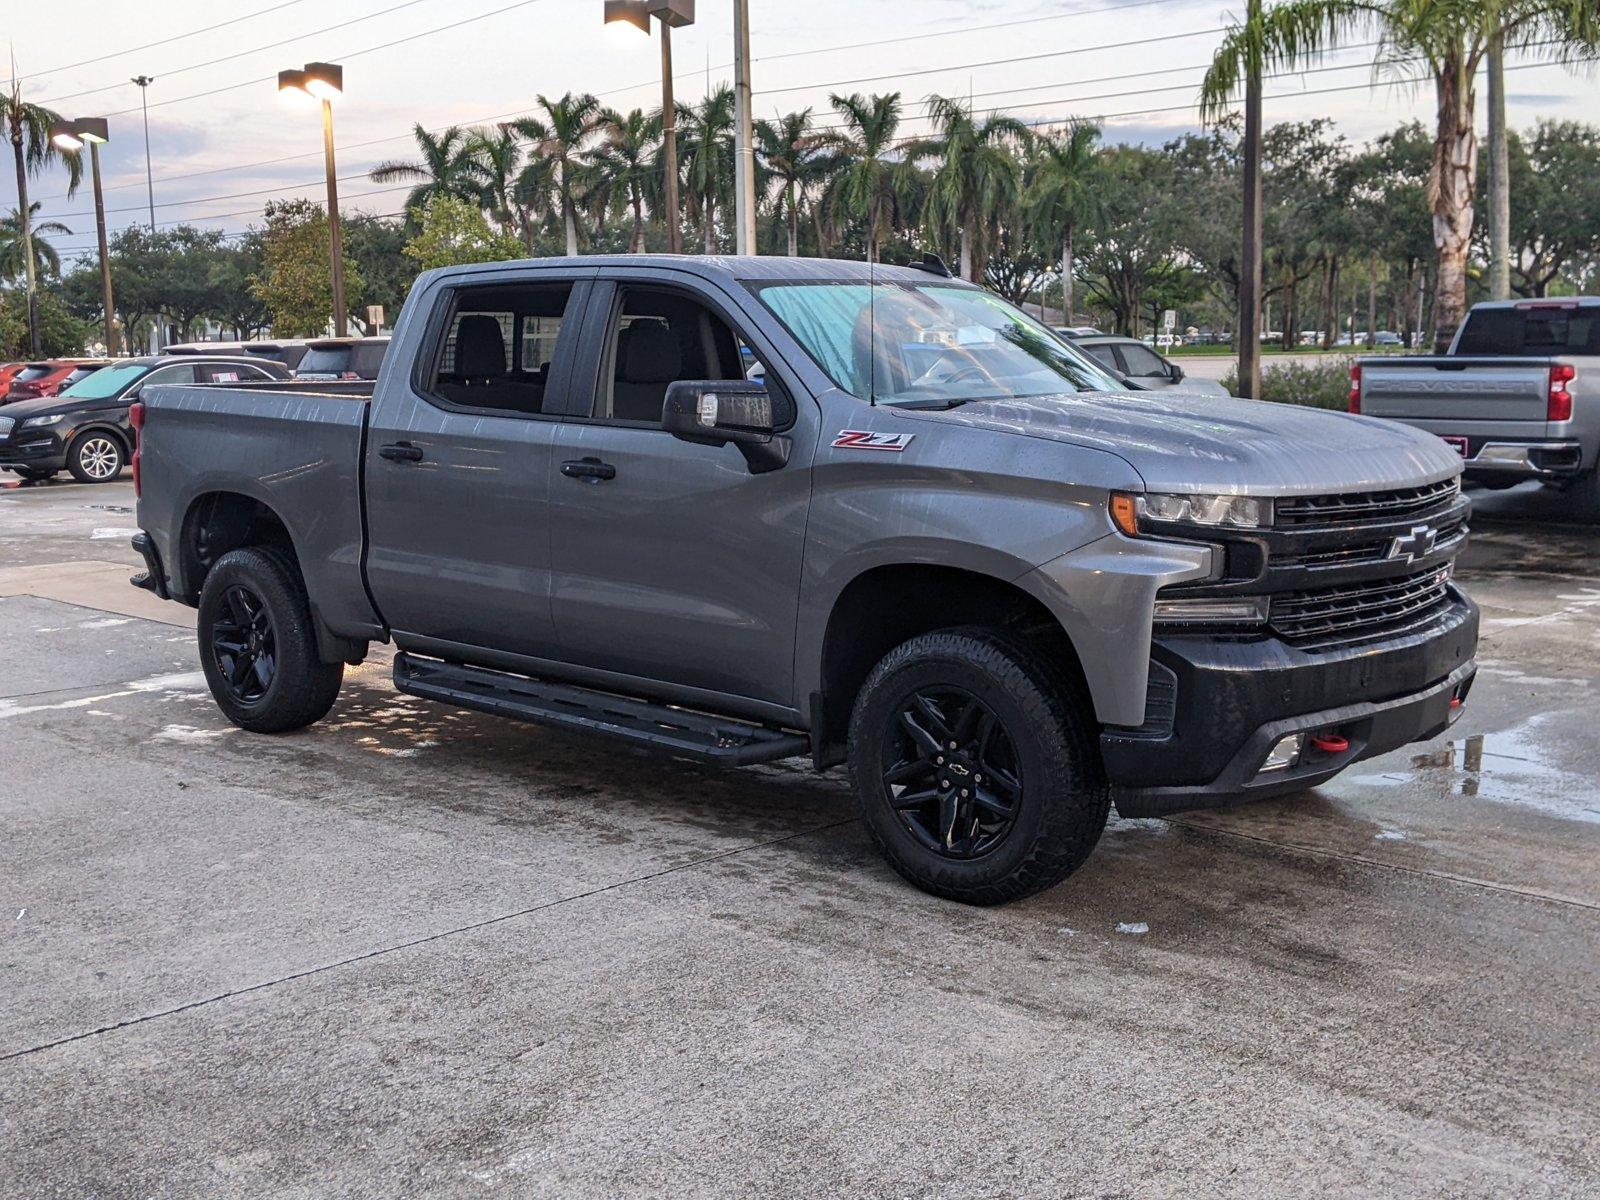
[1275,478,1460,527]
[1271,565,1454,650]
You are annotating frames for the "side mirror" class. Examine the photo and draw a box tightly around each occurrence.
[663,379,792,474]
[1168,362,1184,383]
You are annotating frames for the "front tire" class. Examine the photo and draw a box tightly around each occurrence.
[847,628,1110,905]
[66,431,124,483]
[197,547,343,733]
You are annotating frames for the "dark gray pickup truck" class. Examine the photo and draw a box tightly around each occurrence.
[130,255,1479,903]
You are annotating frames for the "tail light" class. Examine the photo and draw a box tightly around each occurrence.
[130,401,144,497]
[1549,363,1575,422]
[1347,363,1362,413]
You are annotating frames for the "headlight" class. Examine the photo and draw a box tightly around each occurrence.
[1110,490,1271,535]
[21,413,66,428]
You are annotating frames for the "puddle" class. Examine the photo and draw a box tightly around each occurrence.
[1349,713,1600,824]
[85,504,133,514]
[90,527,139,540]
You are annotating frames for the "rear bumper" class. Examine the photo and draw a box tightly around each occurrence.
[1462,439,1584,479]
[130,531,171,600]
[1103,590,1478,817]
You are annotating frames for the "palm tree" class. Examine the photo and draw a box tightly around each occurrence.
[5,80,81,355]
[590,107,661,253]
[1027,122,1102,320]
[815,92,912,264]
[370,125,488,216]
[907,95,1029,282]
[1202,0,1600,351]
[0,203,70,282]
[512,93,602,256]
[678,85,736,255]
[755,108,821,257]
[468,125,525,238]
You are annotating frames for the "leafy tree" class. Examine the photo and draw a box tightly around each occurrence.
[5,81,82,354]
[676,86,736,255]
[1076,145,1185,336]
[512,93,603,256]
[344,213,415,331]
[590,107,662,253]
[907,95,1029,281]
[207,233,270,340]
[815,92,913,264]
[755,109,822,258]
[1202,0,1600,349]
[467,125,525,238]
[251,199,365,337]
[0,203,71,282]
[1500,120,1600,297]
[1025,122,1102,320]
[0,286,86,358]
[402,195,523,271]
[369,125,487,216]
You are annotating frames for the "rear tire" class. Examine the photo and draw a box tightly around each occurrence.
[66,431,124,483]
[197,547,343,733]
[847,627,1110,905]
[1567,467,1600,523]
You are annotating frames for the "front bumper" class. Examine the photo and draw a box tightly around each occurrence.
[0,429,67,472]
[1103,590,1478,817]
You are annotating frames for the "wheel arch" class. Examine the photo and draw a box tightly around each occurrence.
[808,562,1090,768]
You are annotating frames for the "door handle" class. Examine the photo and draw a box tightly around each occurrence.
[379,441,424,463]
[560,457,617,481]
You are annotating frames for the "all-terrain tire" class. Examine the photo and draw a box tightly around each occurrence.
[65,430,125,483]
[846,626,1110,905]
[197,546,343,733]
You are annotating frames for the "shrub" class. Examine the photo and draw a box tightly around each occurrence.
[1220,358,1350,410]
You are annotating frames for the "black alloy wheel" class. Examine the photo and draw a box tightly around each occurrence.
[881,686,1022,858]
[209,584,278,704]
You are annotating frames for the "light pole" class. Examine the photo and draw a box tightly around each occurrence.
[732,0,756,255]
[278,62,347,336]
[51,117,118,357]
[130,75,157,233]
[603,0,694,254]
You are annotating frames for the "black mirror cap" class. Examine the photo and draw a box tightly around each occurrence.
[662,379,793,473]
[1169,362,1184,382]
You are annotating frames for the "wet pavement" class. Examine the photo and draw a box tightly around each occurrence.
[2,477,1598,1198]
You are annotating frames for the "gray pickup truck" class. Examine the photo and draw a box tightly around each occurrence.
[1354,297,1598,518]
[129,255,1478,904]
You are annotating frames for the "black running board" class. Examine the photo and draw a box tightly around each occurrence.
[393,653,811,765]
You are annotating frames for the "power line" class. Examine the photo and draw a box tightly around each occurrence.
[34,0,443,106]
[16,0,313,82]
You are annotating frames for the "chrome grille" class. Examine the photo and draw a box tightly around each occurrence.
[1275,478,1460,527]
[1270,565,1454,651]
[0,415,13,436]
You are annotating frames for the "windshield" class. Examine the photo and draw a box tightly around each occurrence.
[752,279,1120,406]
[298,346,352,374]
[61,363,146,399]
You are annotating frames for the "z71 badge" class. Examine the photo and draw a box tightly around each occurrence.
[832,430,914,452]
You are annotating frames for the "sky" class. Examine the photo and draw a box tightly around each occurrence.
[9,0,1600,265]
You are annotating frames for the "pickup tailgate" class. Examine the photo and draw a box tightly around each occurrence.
[1358,356,1552,422]
[136,381,379,632]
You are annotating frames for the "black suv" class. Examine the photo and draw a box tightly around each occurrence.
[0,355,289,484]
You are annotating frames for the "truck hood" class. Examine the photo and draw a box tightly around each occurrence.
[897,391,1462,495]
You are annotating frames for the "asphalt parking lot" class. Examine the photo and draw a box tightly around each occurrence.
[3,476,1598,1198]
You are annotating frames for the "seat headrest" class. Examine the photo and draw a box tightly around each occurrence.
[455,315,506,380]
[618,320,681,384]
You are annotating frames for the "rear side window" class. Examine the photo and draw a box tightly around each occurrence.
[197,363,274,383]
[1081,344,1120,371]
[428,282,576,415]
[1456,306,1600,356]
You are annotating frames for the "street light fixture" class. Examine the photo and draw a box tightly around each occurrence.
[278,62,348,335]
[50,117,118,357]
[603,0,693,254]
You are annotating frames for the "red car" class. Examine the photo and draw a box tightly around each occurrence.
[3,360,111,405]
[0,362,30,394]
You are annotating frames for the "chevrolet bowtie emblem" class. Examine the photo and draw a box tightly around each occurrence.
[1387,523,1439,563]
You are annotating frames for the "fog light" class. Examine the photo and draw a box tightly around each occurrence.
[1152,596,1269,625]
[1260,733,1303,773]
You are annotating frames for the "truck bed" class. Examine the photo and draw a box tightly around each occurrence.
[136,380,380,635]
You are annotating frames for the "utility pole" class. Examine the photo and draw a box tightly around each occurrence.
[732,0,757,255]
[1237,0,1263,399]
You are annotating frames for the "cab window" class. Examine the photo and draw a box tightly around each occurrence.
[429,283,575,415]
[596,286,748,424]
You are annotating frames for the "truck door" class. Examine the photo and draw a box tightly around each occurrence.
[546,277,817,709]
[364,274,593,661]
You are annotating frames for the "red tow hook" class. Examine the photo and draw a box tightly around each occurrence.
[1309,733,1350,754]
